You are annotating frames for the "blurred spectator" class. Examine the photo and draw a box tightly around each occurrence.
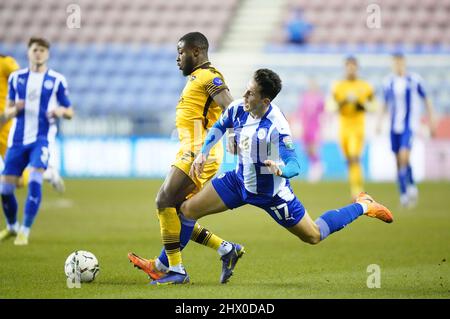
[297,78,324,182]
[285,9,313,45]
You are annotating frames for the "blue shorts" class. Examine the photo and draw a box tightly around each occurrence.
[211,171,305,228]
[390,130,413,154]
[3,140,50,176]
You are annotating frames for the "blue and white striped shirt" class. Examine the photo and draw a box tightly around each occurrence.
[7,68,71,146]
[383,72,427,134]
[209,99,296,197]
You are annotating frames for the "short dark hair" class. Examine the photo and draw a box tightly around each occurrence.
[28,37,50,49]
[345,55,357,64]
[253,69,282,101]
[392,50,405,58]
[179,32,209,51]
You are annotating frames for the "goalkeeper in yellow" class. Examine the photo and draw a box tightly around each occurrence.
[128,32,244,284]
[330,56,376,199]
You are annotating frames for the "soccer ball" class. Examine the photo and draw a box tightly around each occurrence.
[64,250,100,283]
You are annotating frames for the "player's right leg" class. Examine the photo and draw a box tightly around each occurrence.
[151,166,196,284]
[0,175,20,242]
[0,145,29,244]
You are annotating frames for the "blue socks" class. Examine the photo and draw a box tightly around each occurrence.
[398,166,408,196]
[23,171,43,228]
[406,165,415,186]
[315,203,364,240]
[1,183,18,226]
[158,213,196,268]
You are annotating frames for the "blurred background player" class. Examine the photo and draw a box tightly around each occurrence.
[162,68,393,285]
[378,52,436,208]
[296,78,324,182]
[128,32,244,284]
[0,37,73,245]
[330,56,376,199]
[0,54,20,166]
[1,53,64,194]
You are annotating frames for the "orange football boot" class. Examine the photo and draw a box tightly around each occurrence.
[355,192,394,223]
[127,252,166,280]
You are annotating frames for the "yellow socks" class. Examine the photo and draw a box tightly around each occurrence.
[349,161,363,198]
[157,207,183,271]
[191,222,223,251]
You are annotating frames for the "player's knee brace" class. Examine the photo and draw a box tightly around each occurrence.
[0,182,16,195]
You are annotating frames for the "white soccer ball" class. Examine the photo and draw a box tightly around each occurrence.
[64,250,100,283]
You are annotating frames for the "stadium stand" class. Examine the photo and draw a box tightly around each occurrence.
[0,0,448,137]
[0,0,239,135]
[273,0,450,49]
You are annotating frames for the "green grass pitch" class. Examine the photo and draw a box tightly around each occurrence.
[0,179,448,298]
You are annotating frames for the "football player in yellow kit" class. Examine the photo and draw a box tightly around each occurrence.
[128,32,244,284]
[331,56,375,199]
[0,55,20,163]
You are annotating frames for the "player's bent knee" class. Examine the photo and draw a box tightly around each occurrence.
[306,235,321,245]
[155,189,172,209]
[179,201,195,220]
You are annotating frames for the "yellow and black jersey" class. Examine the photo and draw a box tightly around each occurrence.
[176,63,228,132]
[173,63,228,190]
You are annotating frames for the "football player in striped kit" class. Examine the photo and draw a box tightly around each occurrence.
[0,37,73,245]
[378,52,436,208]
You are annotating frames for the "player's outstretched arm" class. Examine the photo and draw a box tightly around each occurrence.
[190,120,227,177]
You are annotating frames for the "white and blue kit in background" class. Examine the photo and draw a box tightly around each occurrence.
[5,68,71,175]
[382,72,427,153]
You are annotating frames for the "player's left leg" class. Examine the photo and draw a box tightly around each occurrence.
[16,167,45,245]
[286,193,393,244]
[15,141,50,245]
[395,131,415,208]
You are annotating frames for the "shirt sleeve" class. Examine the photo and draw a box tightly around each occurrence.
[269,126,298,175]
[278,134,300,178]
[56,76,71,107]
[201,106,234,155]
[7,73,16,101]
[218,105,234,128]
[417,77,427,99]
[205,73,228,98]
[382,77,391,106]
